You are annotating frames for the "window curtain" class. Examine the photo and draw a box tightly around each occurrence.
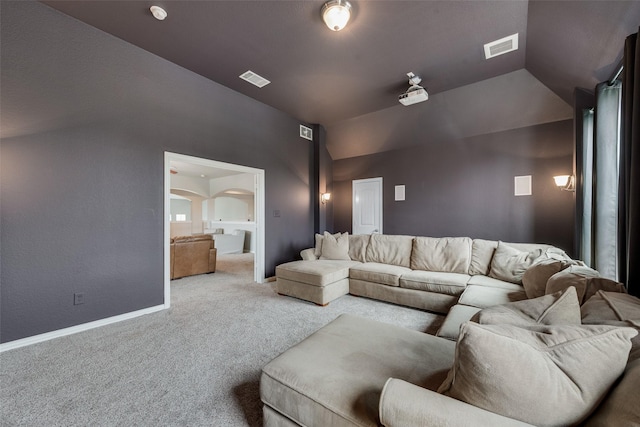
[593,81,622,280]
[620,28,640,297]
[581,109,594,267]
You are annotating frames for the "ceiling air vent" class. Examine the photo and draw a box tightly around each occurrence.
[484,33,518,59]
[239,70,271,88]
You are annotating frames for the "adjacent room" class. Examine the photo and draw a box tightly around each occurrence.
[1,1,639,426]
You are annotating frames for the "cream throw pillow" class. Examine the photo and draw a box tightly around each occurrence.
[319,231,350,260]
[546,265,626,304]
[471,287,581,326]
[489,242,545,284]
[438,322,637,426]
[314,232,342,257]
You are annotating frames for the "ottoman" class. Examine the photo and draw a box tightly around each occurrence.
[260,314,455,426]
[275,260,360,306]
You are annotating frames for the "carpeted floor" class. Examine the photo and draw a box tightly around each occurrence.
[0,254,444,426]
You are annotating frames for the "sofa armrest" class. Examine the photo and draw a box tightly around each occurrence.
[300,248,318,260]
[379,379,534,427]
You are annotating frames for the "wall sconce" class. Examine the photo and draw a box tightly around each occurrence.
[553,175,575,192]
[321,193,331,204]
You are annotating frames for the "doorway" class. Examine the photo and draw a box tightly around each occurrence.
[163,152,265,309]
[352,177,383,235]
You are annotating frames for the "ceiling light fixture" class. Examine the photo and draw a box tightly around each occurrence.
[150,5,167,21]
[322,0,352,32]
[399,72,428,106]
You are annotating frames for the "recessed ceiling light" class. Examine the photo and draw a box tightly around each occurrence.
[239,70,271,88]
[200,174,206,178]
[150,6,167,21]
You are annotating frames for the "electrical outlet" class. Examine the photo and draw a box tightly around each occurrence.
[74,293,85,305]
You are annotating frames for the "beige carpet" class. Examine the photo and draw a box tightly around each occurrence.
[0,253,444,426]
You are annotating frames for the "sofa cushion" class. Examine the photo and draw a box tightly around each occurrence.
[522,258,572,299]
[276,260,360,287]
[438,322,637,427]
[319,231,350,261]
[436,305,483,341]
[489,242,545,284]
[471,287,581,326]
[469,239,498,276]
[584,357,640,427]
[581,290,640,362]
[261,314,455,427]
[457,284,527,308]
[348,234,370,262]
[365,234,414,268]
[545,265,626,304]
[410,237,472,274]
[399,270,469,296]
[466,274,524,291]
[349,263,412,287]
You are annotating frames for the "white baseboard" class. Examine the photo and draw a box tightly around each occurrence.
[0,304,167,353]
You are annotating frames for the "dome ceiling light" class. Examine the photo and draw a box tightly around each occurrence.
[321,0,352,32]
[150,5,167,21]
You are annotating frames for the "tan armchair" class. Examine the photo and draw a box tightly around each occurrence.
[170,234,217,279]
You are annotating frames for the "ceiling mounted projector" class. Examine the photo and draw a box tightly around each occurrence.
[399,72,428,106]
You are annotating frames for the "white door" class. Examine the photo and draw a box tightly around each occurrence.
[352,177,382,235]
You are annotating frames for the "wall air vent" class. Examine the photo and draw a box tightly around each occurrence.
[239,70,271,88]
[484,33,519,59]
[300,125,313,141]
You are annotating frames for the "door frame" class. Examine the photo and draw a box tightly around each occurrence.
[352,177,383,235]
[164,152,266,308]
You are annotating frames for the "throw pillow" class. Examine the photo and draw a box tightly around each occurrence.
[581,290,640,362]
[471,287,581,326]
[314,232,342,257]
[488,242,545,284]
[319,231,350,260]
[438,322,637,426]
[522,258,573,299]
[545,265,626,304]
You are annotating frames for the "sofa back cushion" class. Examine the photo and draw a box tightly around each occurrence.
[410,237,472,273]
[365,234,414,267]
[348,234,370,262]
[469,239,498,276]
[470,240,569,276]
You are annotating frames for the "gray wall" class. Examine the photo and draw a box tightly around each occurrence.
[333,120,575,254]
[0,2,319,343]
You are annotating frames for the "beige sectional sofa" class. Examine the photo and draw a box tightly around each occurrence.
[261,289,640,427]
[276,233,565,313]
[264,233,640,426]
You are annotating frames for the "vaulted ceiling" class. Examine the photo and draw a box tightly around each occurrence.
[42,1,640,159]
